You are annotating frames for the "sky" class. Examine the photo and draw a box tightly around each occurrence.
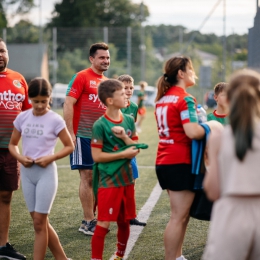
[8,0,257,36]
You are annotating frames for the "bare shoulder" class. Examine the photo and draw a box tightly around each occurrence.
[208,127,223,149]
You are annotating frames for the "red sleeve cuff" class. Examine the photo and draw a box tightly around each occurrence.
[91,143,103,148]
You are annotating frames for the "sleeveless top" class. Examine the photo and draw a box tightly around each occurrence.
[218,123,260,196]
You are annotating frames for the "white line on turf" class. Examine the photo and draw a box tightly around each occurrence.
[109,182,163,260]
[58,164,160,258]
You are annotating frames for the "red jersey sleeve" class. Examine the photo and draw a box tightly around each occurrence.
[21,78,32,111]
[66,73,85,100]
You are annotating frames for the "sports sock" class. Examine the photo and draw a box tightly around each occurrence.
[91,225,108,259]
[115,220,130,257]
[176,256,183,260]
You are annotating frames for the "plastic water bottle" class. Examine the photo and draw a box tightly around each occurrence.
[197,104,207,123]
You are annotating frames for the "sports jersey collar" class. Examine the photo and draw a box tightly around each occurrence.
[104,112,123,124]
[89,67,104,77]
[168,85,188,94]
[213,110,227,118]
[0,68,8,74]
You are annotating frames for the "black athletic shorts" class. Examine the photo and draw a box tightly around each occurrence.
[156,164,195,192]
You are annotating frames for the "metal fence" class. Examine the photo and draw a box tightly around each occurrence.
[2,26,245,104]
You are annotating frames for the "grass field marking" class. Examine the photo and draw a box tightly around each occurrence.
[109,182,163,260]
[57,165,155,169]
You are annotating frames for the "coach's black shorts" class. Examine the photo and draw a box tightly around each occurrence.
[156,164,195,192]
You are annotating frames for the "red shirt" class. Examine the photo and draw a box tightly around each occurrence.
[66,68,108,138]
[155,86,198,165]
[0,68,31,148]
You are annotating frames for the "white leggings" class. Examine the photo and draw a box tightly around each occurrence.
[21,162,58,214]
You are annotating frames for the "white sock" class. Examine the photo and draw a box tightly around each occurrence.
[176,256,183,260]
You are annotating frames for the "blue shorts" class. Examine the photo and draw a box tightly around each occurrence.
[131,157,139,179]
[70,137,93,170]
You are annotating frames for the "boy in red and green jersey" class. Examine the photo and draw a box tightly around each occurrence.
[118,74,138,121]
[91,79,140,260]
[117,74,147,227]
[207,82,229,126]
[92,113,137,187]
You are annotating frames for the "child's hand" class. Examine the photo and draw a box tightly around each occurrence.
[123,146,139,159]
[111,126,127,139]
[34,155,54,168]
[20,156,34,168]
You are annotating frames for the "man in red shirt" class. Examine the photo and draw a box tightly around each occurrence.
[0,38,31,260]
[63,42,110,236]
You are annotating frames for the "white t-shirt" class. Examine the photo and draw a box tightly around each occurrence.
[13,109,65,160]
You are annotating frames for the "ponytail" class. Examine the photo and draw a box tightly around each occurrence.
[155,76,171,102]
[229,87,255,160]
[227,70,260,161]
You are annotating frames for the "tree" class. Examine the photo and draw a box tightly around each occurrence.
[0,2,7,28]
[7,19,39,43]
[0,0,34,28]
[48,0,149,28]
[2,0,34,14]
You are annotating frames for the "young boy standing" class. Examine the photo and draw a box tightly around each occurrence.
[118,75,138,122]
[91,79,140,260]
[118,74,146,227]
[207,82,229,125]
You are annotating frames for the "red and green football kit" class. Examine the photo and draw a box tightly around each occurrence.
[0,68,31,148]
[91,113,138,188]
[207,110,228,125]
[66,68,108,138]
[121,100,138,122]
[155,86,198,165]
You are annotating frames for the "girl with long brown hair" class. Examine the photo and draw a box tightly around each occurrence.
[154,56,220,260]
[203,69,260,259]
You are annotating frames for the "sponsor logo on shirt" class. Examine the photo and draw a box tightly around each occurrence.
[89,94,106,109]
[157,95,179,104]
[13,80,22,88]
[89,80,97,88]
[0,74,6,77]
[159,139,174,144]
[180,110,190,120]
[89,94,99,102]
[0,90,25,110]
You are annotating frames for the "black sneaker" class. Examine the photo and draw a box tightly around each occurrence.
[85,219,97,236]
[0,242,26,260]
[130,218,146,226]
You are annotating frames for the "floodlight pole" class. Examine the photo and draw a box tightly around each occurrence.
[140,1,146,81]
[39,0,42,44]
[222,0,226,81]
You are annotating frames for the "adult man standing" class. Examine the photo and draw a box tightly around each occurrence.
[63,42,110,235]
[0,38,31,260]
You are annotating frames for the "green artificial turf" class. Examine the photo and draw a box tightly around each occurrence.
[9,107,209,260]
